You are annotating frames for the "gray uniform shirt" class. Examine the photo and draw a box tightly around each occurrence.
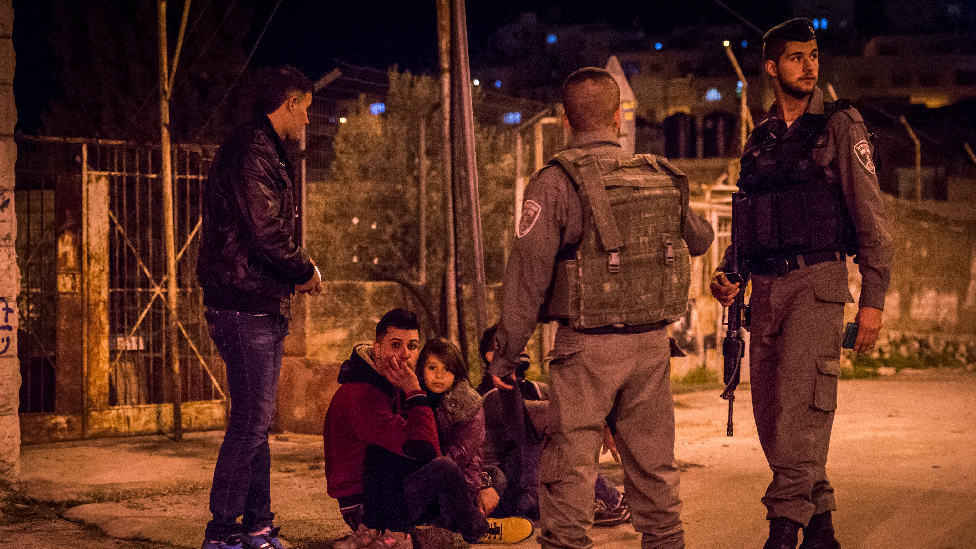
[490,130,715,379]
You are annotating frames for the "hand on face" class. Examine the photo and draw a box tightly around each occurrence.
[374,327,421,393]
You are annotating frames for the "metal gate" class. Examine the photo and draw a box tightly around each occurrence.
[16,137,227,442]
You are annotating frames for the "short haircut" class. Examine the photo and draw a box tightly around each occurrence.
[255,65,313,115]
[479,324,499,366]
[762,18,816,61]
[562,67,620,132]
[417,337,470,385]
[375,308,419,341]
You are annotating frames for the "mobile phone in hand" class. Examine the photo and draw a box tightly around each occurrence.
[842,322,859,349]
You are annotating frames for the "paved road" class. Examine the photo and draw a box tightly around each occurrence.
[11,368,976,549]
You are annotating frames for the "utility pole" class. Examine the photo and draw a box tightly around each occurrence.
[436,0,459,344]
[450,0,488,355]
[158,0,191,440]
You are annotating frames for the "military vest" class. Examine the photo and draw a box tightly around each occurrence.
[542,149,690,329]
[736,100,858,262]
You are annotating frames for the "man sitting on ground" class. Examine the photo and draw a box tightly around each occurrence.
[323,309,532,547]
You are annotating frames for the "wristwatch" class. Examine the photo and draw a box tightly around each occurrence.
[479,471,492,490]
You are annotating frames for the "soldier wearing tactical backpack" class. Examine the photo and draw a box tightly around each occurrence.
[489,67,713,549]
[710,19,893,549]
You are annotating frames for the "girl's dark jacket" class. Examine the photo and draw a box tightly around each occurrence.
[430,380,486,500]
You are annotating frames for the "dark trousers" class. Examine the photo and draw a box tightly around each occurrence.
[203,307,289,542]
[363,447,489,542]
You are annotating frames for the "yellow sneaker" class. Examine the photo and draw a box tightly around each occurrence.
[477,517,533,544]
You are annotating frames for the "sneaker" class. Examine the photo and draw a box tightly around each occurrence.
[593,497,631,527]
[334,525,381,549]
[477,517,534,544]
[202,536,243,549]
[367,530,414,549]
[242,526,285,549]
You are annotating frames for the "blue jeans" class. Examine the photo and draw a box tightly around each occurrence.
[203,307,289,542]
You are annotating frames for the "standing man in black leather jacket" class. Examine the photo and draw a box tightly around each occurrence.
[197,65,323,549]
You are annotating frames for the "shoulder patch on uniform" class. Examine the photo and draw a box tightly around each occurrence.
[517,200,542,238]
[853,140,875,174]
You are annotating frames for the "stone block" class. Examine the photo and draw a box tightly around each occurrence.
[0,41,12,85]
[0,190,12,247]
[0,412,21,487]
[0,247,18,296]
[0,85,14,136]
[0,137,15,186]
[0,358,19,414]
[0,3,12,39]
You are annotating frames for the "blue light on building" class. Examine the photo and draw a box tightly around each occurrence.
[503,112,522,125]
[813,19,819,29]
[655,42,663,51]
[741,40,748,48]
[821,18,828,29]
[370,102,385,115]
[705,88,722,101]
[494,80,501,88]
[547,34,557,44]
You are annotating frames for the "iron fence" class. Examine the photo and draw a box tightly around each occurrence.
[15,137,225,417]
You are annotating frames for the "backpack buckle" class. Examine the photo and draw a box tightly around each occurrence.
[608,250,621,273]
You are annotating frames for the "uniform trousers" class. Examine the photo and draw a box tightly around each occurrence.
[539,325,683,549]
[749,260,851,526]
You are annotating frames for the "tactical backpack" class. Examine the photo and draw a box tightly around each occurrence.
[542,149,691,329]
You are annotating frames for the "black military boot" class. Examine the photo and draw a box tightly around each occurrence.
[764,517,801,549]
[799,511,841,549]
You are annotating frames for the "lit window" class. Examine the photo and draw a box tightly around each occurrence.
[503,112,522,125]
[741,40,748,48]
[813,19,819,30]
[655,42,663,51]
[705,88,722,101]
[370,102,386,115]
[473,79,480,86]
[723,40,730,47]
[352,217,359,225]
[339,117,347,123]
[547,34,557,44]
[821,18,828,29]
[494,80,502,88]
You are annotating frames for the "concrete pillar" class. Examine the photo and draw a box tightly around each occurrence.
[0,0,20,487]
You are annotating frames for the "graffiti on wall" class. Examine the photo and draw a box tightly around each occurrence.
[0,296,11,354]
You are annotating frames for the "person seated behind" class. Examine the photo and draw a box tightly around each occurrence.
[323,309,531,548]
[479,325,631,526]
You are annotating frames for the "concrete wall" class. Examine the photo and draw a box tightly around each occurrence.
[0,0,19,485]
[870,196,976,355]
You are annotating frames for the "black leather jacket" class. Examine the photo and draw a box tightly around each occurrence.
[196,116,314,316]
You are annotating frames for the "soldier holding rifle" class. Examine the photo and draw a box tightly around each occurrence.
[710,18,892,549]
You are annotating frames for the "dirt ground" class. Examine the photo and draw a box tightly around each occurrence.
[7,367,976,549]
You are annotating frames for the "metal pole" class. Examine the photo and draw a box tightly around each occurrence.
[723,41,750,154]
[418,115,427,285]
[436,0,458,343]
[899,116,922,201]
[158,0,184,439]
[450,0,488,349]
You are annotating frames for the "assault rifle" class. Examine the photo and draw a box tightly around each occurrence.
[721,192,748,436]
